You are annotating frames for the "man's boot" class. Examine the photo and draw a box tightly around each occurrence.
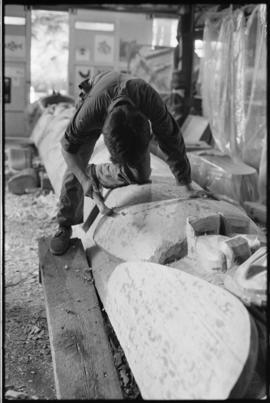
[50,226,72,255]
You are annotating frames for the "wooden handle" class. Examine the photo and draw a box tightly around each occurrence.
[92,192,113,216]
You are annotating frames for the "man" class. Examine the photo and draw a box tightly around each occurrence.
[50,70,202,255]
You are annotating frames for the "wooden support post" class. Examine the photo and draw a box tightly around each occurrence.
[38,237,123,400]
[181,4,195,118]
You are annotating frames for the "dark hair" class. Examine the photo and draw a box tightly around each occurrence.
[102,104,151,166]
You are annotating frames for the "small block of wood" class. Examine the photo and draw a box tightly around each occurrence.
[186,214,221,256]
[220,213,251,235]
[7,168,39,195]
[243,202,266,225]
[223,236,251,265]
[38,237,123,400]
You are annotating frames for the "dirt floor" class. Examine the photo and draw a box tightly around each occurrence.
[4,185,140,400]
[4,188,58,400]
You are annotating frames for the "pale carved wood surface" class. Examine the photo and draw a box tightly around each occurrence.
[93,196,258,264]
[105,261,254,400]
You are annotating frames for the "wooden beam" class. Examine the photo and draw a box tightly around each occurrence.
[38,237,123,400]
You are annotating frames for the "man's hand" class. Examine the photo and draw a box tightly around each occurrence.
[82,176,114,216]
[82,177,102,199]
[178,182,215,199]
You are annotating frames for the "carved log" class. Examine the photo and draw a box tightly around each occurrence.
[93,197,257,264]
[104,261,258,399]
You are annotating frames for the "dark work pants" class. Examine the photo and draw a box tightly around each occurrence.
[57,144,151,227]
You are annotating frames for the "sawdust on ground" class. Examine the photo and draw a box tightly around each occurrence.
[4,187,140,400]
[4,188,58,400]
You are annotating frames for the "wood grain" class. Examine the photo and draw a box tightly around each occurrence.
[38,237,122,400]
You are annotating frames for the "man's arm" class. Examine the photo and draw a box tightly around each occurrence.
[61,147,113,214]
[135,80,192,188]
[60,97,102,196]
[135,80,210,197]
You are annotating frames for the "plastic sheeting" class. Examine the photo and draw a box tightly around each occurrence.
[200,5,266,171]
[243,6,267,169]
[258,137,267,204]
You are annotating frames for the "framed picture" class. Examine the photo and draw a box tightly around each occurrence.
[75,47,90,62]
[94,34,114,64]
[5,35,26,58]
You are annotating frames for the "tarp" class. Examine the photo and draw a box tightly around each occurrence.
[200,5,266,172]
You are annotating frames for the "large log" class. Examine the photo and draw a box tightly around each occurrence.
[32,102,265,399]
[93,195,257,264]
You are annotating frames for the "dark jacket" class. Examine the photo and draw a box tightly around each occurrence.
[61,70,191,185]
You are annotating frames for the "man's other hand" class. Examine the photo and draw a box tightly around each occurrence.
[177,182,216,199]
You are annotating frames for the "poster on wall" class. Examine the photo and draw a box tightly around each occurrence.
[75,47,91,62]
[5,35,26,58]
[74,65,94,93]
[94,35,114,64]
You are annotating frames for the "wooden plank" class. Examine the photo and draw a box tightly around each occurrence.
[38,237,123,400]
[243,202,266,225]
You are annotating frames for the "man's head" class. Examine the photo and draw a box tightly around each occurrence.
[102,102,151,166]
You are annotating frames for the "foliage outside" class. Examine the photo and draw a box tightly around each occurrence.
[31,10,69,98]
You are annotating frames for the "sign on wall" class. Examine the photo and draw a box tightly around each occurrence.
[94,34,114,64]
[5,35,26,58]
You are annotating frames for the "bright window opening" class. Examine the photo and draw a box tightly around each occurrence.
[195,39,204,58]
[152,18,178,48]
[31,9,69,102]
